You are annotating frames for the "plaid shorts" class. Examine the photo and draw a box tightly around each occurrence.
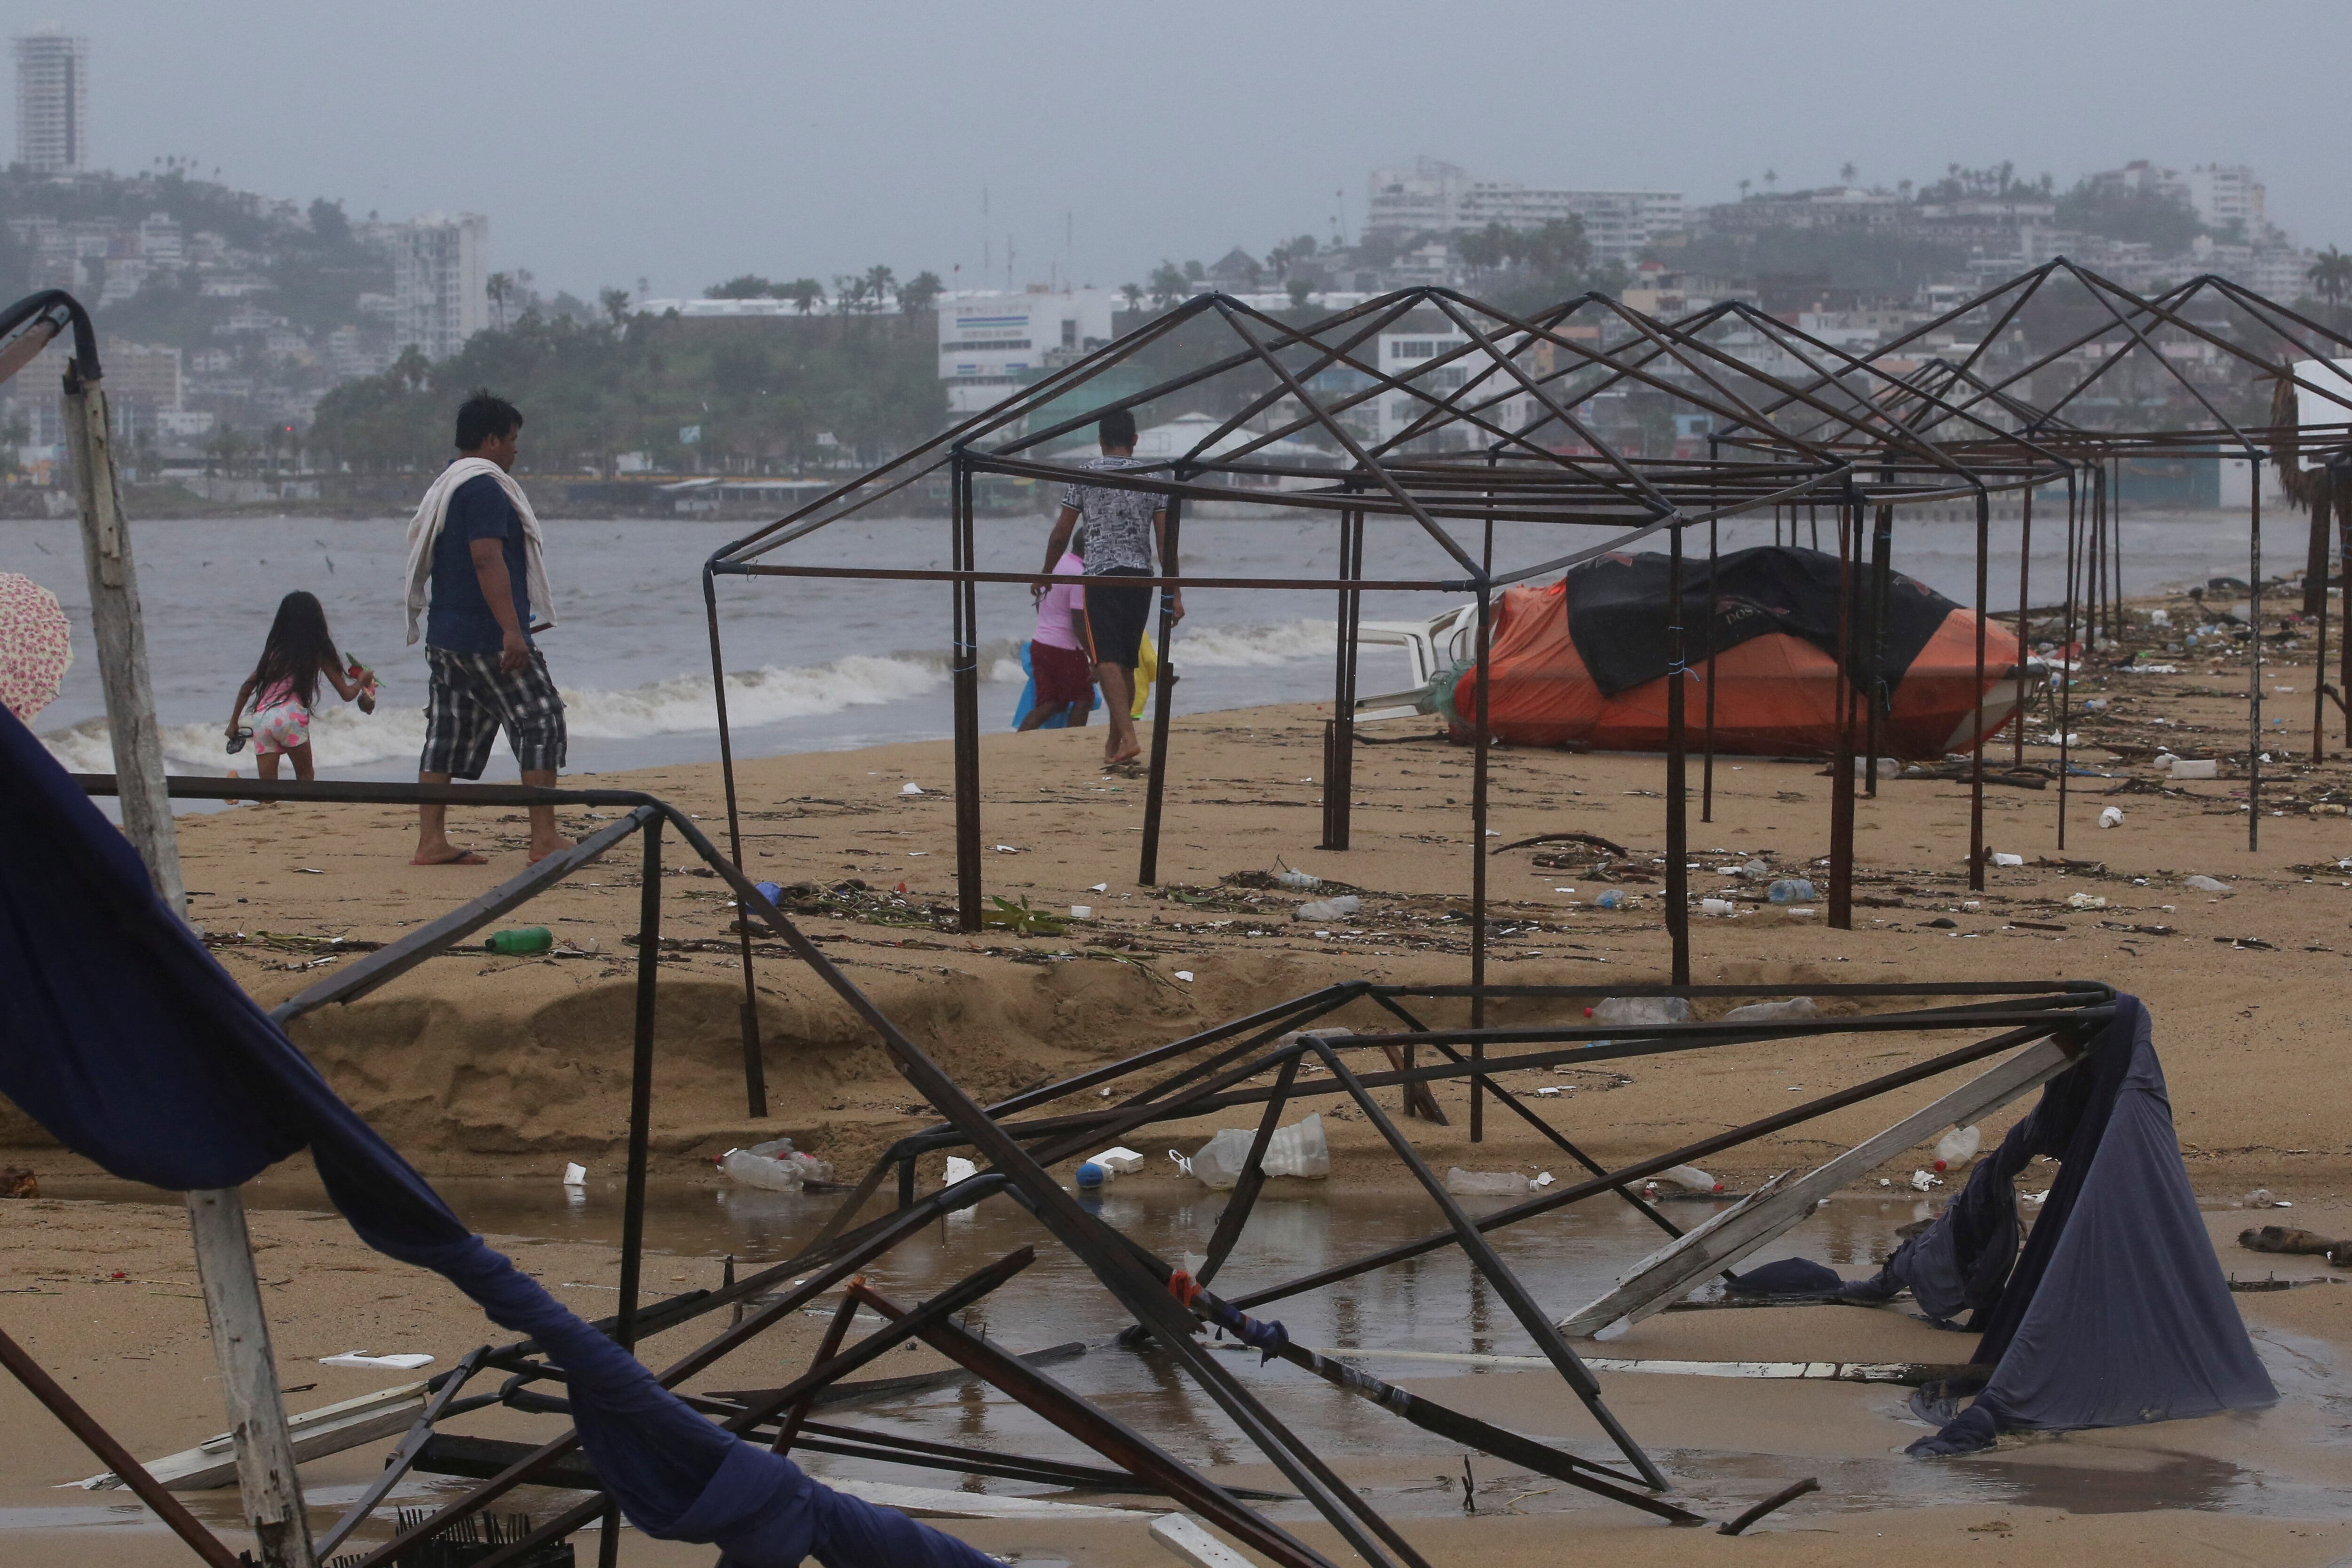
[419,645,568,778]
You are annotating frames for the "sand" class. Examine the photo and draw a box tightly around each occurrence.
[5,579,2352,1562]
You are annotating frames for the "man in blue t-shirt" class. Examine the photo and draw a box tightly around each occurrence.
[411,391,572,865]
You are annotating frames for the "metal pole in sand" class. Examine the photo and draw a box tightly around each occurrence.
[2015,483,2033,771]
[2057,468,2082,851]
[1137,485,1183,884]
[1322,506,1360,851]
[952,455,982,930]
[1664,517,1691,983]
[1469,520,1494,1142]
[66,341,314,1568]
[604,819,665,1568]
[701,570,767,1116]
[2249,454,2263,851]
[1827,501,1857,929]
[1969,484,1990,893]
[2312,475,2330,764]
[1700,514,1719,823]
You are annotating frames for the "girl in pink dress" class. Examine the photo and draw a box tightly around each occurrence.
[225,591,376,786]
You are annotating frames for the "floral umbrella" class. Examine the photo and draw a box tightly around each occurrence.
[0,571,72,722]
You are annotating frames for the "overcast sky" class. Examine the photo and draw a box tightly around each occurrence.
[27,0,2352,300]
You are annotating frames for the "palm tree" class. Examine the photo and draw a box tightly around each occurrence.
[486,271,513,330]
[1839,161,1858,185]
[779,278,824,316]
[1120,283,1144,313]
[2308,246,2352,312]
[1737,178,1751,200]
[1763,168,1778,192]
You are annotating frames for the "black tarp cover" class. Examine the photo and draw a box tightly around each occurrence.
[1904,996,2275,1453]
[1564,545,1962,698]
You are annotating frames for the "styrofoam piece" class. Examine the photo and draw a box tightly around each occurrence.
[1152,1513,1260,1568]
[1088,1146,1144,1175]
[562,1162,587,1186]
[943,1156,979,1185]
[321,1351,434,1370]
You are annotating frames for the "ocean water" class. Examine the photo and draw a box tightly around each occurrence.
[1,506,2261,784]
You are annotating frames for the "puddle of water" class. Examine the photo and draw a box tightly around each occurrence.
[40,1177,2340,1524]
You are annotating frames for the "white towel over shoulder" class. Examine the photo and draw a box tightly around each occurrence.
[402,458,556,647]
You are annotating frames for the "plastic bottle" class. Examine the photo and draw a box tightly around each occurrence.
[1722,996,1815,1023]
[1654,1164,1724,1193]
[1262,1113,1329,1179]
[719,1136,834,1192]
[1446,1167,1531,1196]
[484,927,553,955]
[1766,879,1817,904]
[1183,1128,1258,1190]
[1295,896,1361,922]
[1595,888,1637,910]
[1278,867,1322,890]
[1932,1125,1981,1172]
[1587,995,1692,1028]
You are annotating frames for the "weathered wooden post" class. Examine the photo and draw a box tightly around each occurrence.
[64,340,317,1568]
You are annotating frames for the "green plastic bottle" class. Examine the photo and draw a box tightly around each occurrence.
[483,927,553,955]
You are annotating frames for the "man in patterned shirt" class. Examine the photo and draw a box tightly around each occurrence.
[1036,408,1182,766]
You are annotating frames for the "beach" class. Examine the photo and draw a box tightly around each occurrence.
[5,571,2352,1565]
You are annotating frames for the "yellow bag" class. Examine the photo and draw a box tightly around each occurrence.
[1132,631,1157,718]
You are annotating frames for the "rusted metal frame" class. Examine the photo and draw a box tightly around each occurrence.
[614,816,664,1354]
[1174,294,1435,465]
[2096,276,2352,429]
[927,990,2121,1154]
[726,560,1473,592]
[2250,457,2264,851]
[1969,480,1992,892]
[0,1326,247,1568]
[714,299,1210,564]
[1303,1036,1669,1490]
[269,806,655,1025]
[1467,466,1846,594]
[1864,486,1894,794]
[776,1293,867,1455]
[1364,988,1706,1262]
[1227,1013,2094,1313]
[2057,466,2082,848]
[1195,1055,1305,1288]
[952,457,984,930]
[2315,476,2331,763]
[1138,484,1184,886]
[464,1250,1043,1568]
[852,1280,1381,1568]
[1323,503,1361,851]
[1828,498,1859,928]
[1470,520,1494,1140]
[707,852,1419,1568]
[700,573,769,1117]
[773,1420,1208,1493]
[1429,293,1685,514]
[349,1193,969,1568]
[313,1347,492,1560]
[1665,513,1692,980]
[1267,1342,1706,1523]
[1213,298,1486,578]
[2015,482,2034,769]
[2041,262,2261,446]
[1702,507,1720,821]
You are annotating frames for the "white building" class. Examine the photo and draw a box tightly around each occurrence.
[1370,326,1546,448]
[936,288,1118,415]
[2186,164,2265,238]
[390,212,489,362]
[13,30,87,175]
[1366,157,1683,266]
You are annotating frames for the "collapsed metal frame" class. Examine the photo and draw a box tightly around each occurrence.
[29,774,2120,1566]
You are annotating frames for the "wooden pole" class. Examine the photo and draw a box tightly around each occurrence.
[1137,490,1183,885]
[68,356,314,1568]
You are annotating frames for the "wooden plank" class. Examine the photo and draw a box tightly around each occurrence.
[79,1380,429,1492]
[1152,1513,1263,1568]
[1557,1035,2075,1337]
[1250,1344,1987,1386]
[184,1188,319,1566]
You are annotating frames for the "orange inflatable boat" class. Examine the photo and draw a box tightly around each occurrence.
[1446,546,2033,758]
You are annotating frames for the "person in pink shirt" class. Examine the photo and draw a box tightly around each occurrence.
[1021,543,1096,731]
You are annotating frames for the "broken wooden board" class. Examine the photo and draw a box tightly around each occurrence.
[1153,1512,1262,1568]
[1557,1034,2077,1338]
[78,1381,428,1491]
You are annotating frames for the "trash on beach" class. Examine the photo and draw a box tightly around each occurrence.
[1295,895,1361,921]
[1651,1164,1723,1193]
[2170,758,2219,780]
[295,867,325,875]
[899,782,925,795]
[561,1163,587,1187]
[1910,1170,1943,1192]
[1536,1085,1562,1097]
[0,1164,37,1199]
[993,844,1022,854]
[1766,878,1818,904]
[1446,1167,1530,1196]
[2098,806,2124,829]
[2184,875,2232,894]
[1587,995,1690,1027]
[718,1137,834,1193]
[1076,1161,1111,1188]
[1277,866,1322,890]
[1089,882,1109,893]
[1852,756,1898,778]
[1177,1115,1329,1189]
[1738,860,1773,880]
[1990,852,2025,867]
[2153,752,2181,770]
[1722,997,1815,1023]
[1173,969,1194,982]
[1088,1147,1144,1176]
[1594,888,1642,910]
[1699,898,1737,917]
[943,1156,978,1185]
[2239,1188,2289,1209]
[484,927,553,956]
[1069,905,1092,919]
[1933,1125,1981,1172]
[2065,893,2108,910]
[1533,1171,1555,1188]
[321,1351,434,1370]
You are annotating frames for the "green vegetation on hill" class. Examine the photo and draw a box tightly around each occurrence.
[310,307,942,474]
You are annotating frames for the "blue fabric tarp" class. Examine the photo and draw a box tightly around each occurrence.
[1894,996,2276,1453]
[0,705,1000,1568]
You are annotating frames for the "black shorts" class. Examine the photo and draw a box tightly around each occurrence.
[419,645,568,778]
[1085,569,1154,668]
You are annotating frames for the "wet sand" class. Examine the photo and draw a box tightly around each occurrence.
[4,579,2352,1562]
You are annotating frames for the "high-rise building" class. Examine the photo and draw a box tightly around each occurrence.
[1365,157,1683,267]
[14,29,88,175]
[390,213,489,362]
[2186,165,2267,239]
